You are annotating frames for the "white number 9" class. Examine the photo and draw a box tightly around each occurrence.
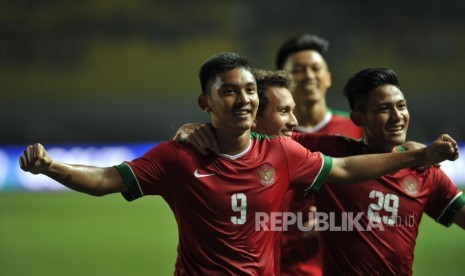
[231,193,247,225]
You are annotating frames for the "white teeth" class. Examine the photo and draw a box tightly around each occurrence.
[388,126,403,131]
[234,110,249,115]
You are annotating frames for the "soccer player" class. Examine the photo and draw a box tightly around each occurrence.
[19,53,458,275]
[295,67,465,275]
[276,34,363,275]
[275,33,361,137]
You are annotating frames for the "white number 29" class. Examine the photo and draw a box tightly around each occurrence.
[367,190,399,226]
[231,193,247,225]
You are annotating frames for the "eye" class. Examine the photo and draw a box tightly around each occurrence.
[312,65,322,72]
[376,106,390,113]
[246,87,257,94]
[291,66,305,74]
[222,88,234,95]
[280,107,290,114]
[397,103,407,110]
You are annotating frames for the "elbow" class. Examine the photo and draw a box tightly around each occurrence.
[89,180,112,197]
[83,188,107,197]
[91,190,108,197]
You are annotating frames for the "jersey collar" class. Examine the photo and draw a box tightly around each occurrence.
[294,110,332,133]
[217,139,252,160]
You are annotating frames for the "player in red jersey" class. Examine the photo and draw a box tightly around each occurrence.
[293,67,465,275]
[19,54,459,275]
[275,33,362,138]
[276,34,362,275]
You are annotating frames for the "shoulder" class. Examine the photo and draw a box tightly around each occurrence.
[328,107,351,118]
[144,140,198,158]
[250,132,277,140]
[326,108,363,139]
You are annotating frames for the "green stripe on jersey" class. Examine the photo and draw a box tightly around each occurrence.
[304,154,333,196]
[114,163,143,202]
[250,132,275,140]
[438,193,465,227]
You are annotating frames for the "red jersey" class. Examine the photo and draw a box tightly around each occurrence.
[281,109,362,276]
[115,133,332,276]
[293,133,465,275]
[293,109,363,138]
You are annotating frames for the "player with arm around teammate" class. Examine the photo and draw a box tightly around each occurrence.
[20,55,459,275]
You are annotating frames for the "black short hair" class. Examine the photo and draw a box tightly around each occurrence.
[343,68,400,111]
[275,34,329,70]
[253,69,294,117]
[199,52,253,95]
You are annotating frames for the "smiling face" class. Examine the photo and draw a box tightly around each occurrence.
[202,67,258,134]
[282,50,332,104]
[253,86,297,137]
[356,84,410,152]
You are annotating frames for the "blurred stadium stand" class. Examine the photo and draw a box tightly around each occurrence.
[1,0,464,144]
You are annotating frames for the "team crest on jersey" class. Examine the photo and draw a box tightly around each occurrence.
[402,175,419,195]
[257,163,275,186]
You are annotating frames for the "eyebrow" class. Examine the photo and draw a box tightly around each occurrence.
[276,104,292,110]
[220,82,256,88]
[374,99,407,107]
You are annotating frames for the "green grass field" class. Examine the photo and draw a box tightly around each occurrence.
[1,192,463,275]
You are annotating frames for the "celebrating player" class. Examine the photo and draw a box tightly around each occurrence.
[276,34,362,275]
[19,53,459,275]
[301,67,465,275]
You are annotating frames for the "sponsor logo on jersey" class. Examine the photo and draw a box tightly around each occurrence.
[257,163,275,186]
[194,169,215,178]
[402,175,418,195]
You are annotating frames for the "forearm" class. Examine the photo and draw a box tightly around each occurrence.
[328,150,423,184]
[44,162,125,196]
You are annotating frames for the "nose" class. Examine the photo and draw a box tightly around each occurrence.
[288,112,298,129]
[390,107,403,121]
[236,90,251,106]
[304,67,315,79]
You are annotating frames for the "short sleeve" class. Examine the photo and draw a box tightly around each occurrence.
[424,167,465,227]
[279,137,332,193]
[114,141,180,201]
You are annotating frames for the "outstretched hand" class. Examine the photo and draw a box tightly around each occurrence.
[173,123,219,155]
[424,134,459,165]
[19,143,53,175]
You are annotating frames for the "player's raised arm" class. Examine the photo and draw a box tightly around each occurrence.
[326,134,459,185]
[19,143,127,196]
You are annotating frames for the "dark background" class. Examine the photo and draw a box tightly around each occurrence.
[1,0,464,144]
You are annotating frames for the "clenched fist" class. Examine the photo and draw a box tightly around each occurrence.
[19,143,53,175]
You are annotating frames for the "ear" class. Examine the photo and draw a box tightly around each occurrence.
[198,94,209,112]
[350,110,363,126]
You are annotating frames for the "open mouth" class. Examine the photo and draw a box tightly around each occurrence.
[233,108,251,119]
[386,125,404,135]
[281,130,293,137]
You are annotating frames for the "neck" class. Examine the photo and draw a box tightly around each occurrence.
[214,127,251,155]
[294,99,327,127]
[362,139,396,154]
